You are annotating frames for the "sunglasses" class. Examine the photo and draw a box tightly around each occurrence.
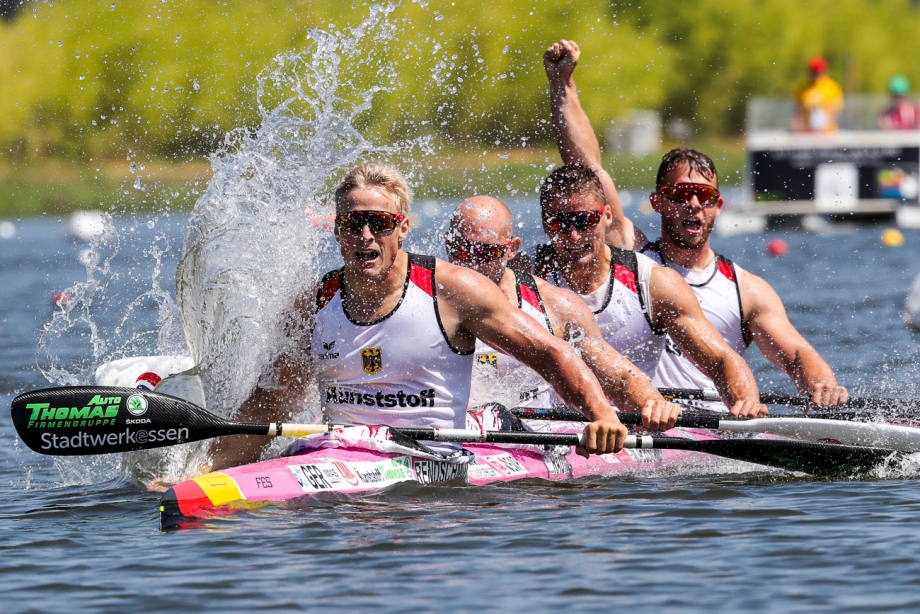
[542,207,606,234]
[335,210,406,235]
[445,236,511,262]
[658,183,721,207]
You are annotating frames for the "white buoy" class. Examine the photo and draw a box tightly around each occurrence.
[0,221,15,239]
[66,210,114,243]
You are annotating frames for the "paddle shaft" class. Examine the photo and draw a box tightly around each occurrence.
[10,386,900,474]
[658,387,920,414]
[511,407,920,452]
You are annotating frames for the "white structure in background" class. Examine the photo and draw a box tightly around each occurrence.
[606,110,661,157]
[905,274,920,331]
[66,210,115,243]
[744,96,920,222]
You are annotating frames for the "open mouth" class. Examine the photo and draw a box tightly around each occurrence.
[682,219,703,233]
[355,250,380,262]
[563,243,592,253]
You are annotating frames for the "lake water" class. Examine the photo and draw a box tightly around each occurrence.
[4,207,920,612]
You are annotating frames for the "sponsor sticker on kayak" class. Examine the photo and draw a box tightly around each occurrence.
[543,454,572,477]
[467,460,501,480]
[483,453,527,477]
[289,457,413,492]
[412,459,469,485]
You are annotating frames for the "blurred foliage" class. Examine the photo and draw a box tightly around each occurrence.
[1,0,918,164]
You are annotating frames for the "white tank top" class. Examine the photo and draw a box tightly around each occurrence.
[535,244,666,377]
[641,242,749,411]
[311,254,473,451]
[471,271,555,409]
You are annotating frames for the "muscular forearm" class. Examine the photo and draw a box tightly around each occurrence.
[204,385,296,472]
[787,350,838,394]
[536,341,619,422]
[583,343,660,413]
[703,353,761,407]
[549,77,603,167]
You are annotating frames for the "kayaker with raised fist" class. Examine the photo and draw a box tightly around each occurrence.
[542,38,847,411]
[447,195,682,432]
[206,163,626,470]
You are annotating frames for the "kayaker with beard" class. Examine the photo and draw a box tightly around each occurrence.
[528,163,766,418]
[543,38,848,411]
[447,195,682,432]
[205,163,627,471]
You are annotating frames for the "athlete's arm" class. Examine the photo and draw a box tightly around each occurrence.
[648,266,768,417]
[740,270,848,407]
[537,278,681,431]
[544,39,645,250]
[435,260,626,456]
[205,288,318,471]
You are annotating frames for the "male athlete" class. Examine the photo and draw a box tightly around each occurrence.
[531,162,765,417]
[206,164,627,471]
[543,39,848,409]
[446,195,682,432]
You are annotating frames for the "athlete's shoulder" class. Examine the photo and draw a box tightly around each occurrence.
[430,255,493,296]
[535,275,589,312]
[736,267,786,319]
[314,267,343,311]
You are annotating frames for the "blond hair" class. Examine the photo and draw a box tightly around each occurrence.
[334,164,413,216]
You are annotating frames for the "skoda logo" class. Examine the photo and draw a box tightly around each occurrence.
[126,394,149,416]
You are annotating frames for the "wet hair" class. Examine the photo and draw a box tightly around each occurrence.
[539,163,606,211]
[656,148,719,189]
[334,163,413,216]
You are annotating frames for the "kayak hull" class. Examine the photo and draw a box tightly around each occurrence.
[159,427,722,529]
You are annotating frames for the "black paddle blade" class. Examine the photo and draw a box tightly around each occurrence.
[11,386,237,456]
[651,436,899,475]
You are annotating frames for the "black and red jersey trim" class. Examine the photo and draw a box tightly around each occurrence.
[514,269,554,336]
[640,240,747,345]
[535,243,661,334]
[315,254,471,355]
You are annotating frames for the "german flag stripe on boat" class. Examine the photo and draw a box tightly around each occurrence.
[159,472,267,529]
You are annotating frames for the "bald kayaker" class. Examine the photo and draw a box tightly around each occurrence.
[205,163,627,471]
[447,195,682,432]
[543,38,848,410]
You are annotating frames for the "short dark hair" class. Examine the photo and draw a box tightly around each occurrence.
[539,163,606,211]
[656,148,719,189]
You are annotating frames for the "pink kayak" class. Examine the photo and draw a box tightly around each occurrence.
[159,422,723,528]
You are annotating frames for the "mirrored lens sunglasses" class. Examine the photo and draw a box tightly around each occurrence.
[658,183,720,207]
[336,210,405,235]
[542,207,605,233]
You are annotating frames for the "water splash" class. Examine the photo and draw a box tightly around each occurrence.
[36,3,434,484]
[178,4,429,425]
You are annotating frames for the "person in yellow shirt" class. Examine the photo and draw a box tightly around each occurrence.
[794,56,844,132]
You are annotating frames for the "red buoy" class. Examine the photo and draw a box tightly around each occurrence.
[50,290,72,307]
[766,237,789,257]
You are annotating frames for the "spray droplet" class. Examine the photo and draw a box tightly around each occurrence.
[79,74,86,81]
[133,176,143,190]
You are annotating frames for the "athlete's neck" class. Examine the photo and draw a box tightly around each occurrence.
[657,235,716,270]
[341,251,409,322]
[559,245,612,294]
[496,267,519,304]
